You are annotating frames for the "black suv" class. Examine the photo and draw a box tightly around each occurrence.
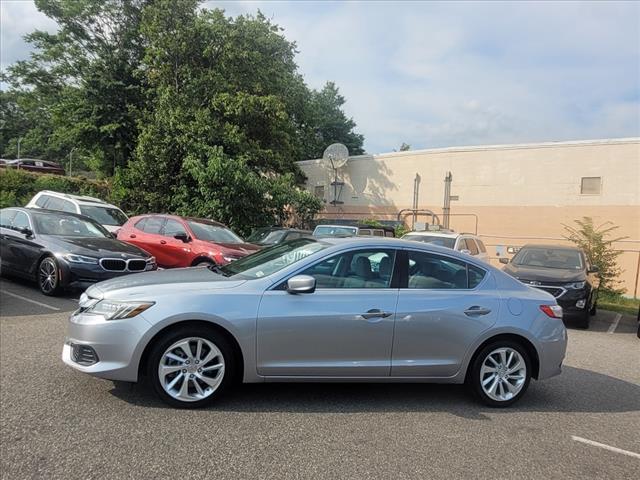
[501,244,599,328]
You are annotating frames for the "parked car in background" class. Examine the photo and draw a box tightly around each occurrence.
[118,214,260,268]
[313,224,395,238]
[0,208,156,296]
[63,236,567,409]
[500,244,599,329]
[26,191,128,233]
[402,228,489,262]
[246,227,311,246]
[0,158,65,175]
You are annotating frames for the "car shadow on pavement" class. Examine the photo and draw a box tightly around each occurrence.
[109,366,640,419]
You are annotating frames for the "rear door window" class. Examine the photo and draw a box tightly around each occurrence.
[142,216,164,234]
[0,209,17,227]
[466,239,479,255]
[35,195,51,208]
[46,197,76,213]
[406,250,486,289]
[134,218,147,231]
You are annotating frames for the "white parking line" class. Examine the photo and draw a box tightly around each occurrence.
[607,313,622,334]
[0,290,60,311]
[572,436,640,459]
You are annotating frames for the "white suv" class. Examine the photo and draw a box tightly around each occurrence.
[402,229,489,262]
[25,191,128,233]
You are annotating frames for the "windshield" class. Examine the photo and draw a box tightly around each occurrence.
[402,234,456,249]
[512,247,583,270]
[313,225,357,237]
[218,238,328,279]
[246,229,287,245]
[80,205,128,226]
[33,212,109,237]
[187,221,243,243]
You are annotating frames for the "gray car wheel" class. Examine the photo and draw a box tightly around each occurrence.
[469,340,531,407]
[149,326,235,408]
[38,256,62,296]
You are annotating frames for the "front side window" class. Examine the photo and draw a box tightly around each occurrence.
[12,212,30,230]
[301,249,396,289]
[80,206,128,226]
[477,239,487,253]
[407,251,485,289]
[163,219,187,237]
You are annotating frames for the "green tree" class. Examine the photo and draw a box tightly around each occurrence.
[399,142,411,151]
[563,217,627,295]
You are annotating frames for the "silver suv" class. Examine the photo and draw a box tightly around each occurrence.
[402,228,489,262]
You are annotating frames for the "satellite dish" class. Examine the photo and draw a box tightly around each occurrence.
[322,143,349,206]
[323,143,349,169]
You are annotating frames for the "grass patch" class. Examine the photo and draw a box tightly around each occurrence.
[598,292,640,316]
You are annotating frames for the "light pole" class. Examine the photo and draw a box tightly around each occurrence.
[69,148,77,176]
[17,137,22,169]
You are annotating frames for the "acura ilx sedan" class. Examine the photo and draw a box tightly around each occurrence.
[63,237,567,408]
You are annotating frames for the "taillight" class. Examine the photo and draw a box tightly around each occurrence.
[540,305,563,319]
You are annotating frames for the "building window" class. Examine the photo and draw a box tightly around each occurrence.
[580,177,601,195]
[314,185,325,200]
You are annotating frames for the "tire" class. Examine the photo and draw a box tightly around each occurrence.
[193,258,215,267]
[589,301,597,316]
[577,309,590,329]
[467,340,532,407]
[38,256,62,296]
[148,326,235,409]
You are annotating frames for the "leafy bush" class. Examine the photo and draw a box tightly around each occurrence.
[563,217,627,295]
[0,169,112,208]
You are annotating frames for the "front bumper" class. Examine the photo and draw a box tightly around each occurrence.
[557,288,590,318]
[62,311,151,382]
[58,259,156,290]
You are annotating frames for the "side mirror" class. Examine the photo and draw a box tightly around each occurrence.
[588,266,599,274]
[20,227,34,238]
[286,275,316,294]
[460,249,471,255]
[499,257,510,264]
[174,232,190,243]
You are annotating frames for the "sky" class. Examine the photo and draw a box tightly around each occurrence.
[2,0,639,155]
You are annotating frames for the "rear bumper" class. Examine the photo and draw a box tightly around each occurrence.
[537,328,568,380]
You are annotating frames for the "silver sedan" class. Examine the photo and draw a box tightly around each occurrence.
[63,237,567,408]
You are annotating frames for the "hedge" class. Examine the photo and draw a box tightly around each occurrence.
[0,169,113,209]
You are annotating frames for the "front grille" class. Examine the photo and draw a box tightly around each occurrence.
[71,344,99,366]
[536,286,566,298]
[128,259,146,271]
[99,258,148,272]
[100,258,126,271]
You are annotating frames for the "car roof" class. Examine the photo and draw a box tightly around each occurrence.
[135,214,227,228]
[520,244,582,252]
[404,230,460,238]
[8,207,100,223]
[35,190,118,208]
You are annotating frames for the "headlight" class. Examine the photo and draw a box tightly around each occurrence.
[78,292,99,309]
[64,254,98,264]
[145,256,156,270]
[565,281,586,289]
[85,300,155,320]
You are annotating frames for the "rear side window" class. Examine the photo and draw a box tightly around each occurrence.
[407,250,486,289]
[134,218,147,231]
[476,239,487,253]
[466,239,479,255]
[46,197,76,213]
[35,195,51,207]
[142,216,164,234]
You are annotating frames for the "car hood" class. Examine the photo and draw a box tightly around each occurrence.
[503,264,585,283]
[213,242,261,254]
[46,235,150,258]
[86,266,246,299]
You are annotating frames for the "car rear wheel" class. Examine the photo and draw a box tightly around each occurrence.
[148,327,234,408]
[193,258,215,267]
[468,341,531,407]
[38,256,62,296]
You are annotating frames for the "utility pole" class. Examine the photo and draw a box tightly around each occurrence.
[69,148,77,176]
[17,137,22,169]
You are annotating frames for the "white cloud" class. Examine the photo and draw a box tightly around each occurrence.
[4,0,639,154]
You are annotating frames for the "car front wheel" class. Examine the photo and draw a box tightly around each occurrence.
[38,256,62,296]
[149,327,234,408]
[468,341,531,407]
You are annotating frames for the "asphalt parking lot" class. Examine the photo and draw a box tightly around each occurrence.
[1,277,638,480]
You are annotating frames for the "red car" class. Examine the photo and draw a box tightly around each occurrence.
[117,214,260,268]
[0,158,65,175]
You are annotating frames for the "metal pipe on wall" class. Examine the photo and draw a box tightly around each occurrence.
[443,172,453,229]
[412,173,421,229]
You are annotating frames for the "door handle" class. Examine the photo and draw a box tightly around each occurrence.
[360,309,393,319]
[160,240,167,244]
[129,234,136,238]
[464,306,492,316]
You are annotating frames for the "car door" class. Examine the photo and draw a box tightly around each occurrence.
[0,210,43,277]
[391,249,499,377]
[131,216,168,266]
[159,219,191,268]
[0,209,18,271]
[257,248,399,377]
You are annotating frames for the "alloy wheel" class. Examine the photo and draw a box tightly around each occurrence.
[158,337,225,403]
[479,347,527,402]
[39,258,58,294]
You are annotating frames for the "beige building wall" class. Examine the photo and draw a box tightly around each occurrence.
[298,138,640,296]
